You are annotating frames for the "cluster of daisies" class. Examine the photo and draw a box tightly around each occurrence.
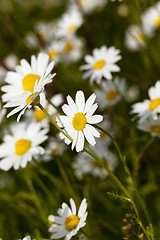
[125,1,160,51]
[131,80,160,137]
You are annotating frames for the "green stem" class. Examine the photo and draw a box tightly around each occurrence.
[94,124,151,225]
[37,103,72,142]
[25,173,47,226]
[83,148,151,240]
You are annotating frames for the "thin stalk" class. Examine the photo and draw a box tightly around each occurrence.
[83,148,151,240]
[37,103,72,141]
[94,124,151,225]
[25,173,47,226]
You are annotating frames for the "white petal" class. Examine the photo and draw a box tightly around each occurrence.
[78,198,87,218]
[75,90,85,112]
[84,93,96,114]
[85,104,98,119]
[62,104,74,118]
[87,115,103,124]
[76,131,84,152]
[70,198,76,215]
[83,127,96,146]
[67,95,78,114]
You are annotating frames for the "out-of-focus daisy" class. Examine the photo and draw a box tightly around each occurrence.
[96,77,126,109]
[56,90,103,152]
[80,46,121,84]
[4,73,54,122]
[77,0,107,14]
[38,136,66,162]
[142,2,160,37]
[20,237,32,240]
[125,85,140,102]
[46,41,63,63]
[131,80,160,122]
[125,25,145,51]
[99,114,115,144]
[49,198,87,240]
[56,7,83,38]
[4,53,19,70]
[24,32,39,49]
[61,36,84,63]
[35,21,56,43]
[138,117,160,137]
[73,141,117,179]
[2,52,55,102]
[0,122,48,171]
[78,233,88,240]
[25,93,63,127]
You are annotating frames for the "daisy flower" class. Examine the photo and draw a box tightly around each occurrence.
[73,141,117,179]
[96,77,126,109]
[138,117,160,137]
[1,52,55,102]
[141,2,160,37]
[56,90,103,152]
[0,122,48,171]
[77,0,107,14]
[61,36,83,63]
[55,7,83,38]
[49,198,87,240]
[25,93,63,127]
[125,25,145,51]
[131,80,160,123]
[80,45,121,84]
[46,41,64,63]
[19,237,32,240]
[4,73,54,122]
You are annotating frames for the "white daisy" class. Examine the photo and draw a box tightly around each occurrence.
[56,90,103,152]
[35,21,56,43]
[49,198,87,240]
[0,122,48,171]
[61,36,84,63]
[77,0,107,14]
[141,2,160,37]
[138,117,160,137]
[131,80,160,123]
[3,73,54,122]
[125,25,145,51]
[20,237,32,240]
[1,52,55,102]
[80,45,121,84]
[25,93,63,127]
[73,141,117,179]
[38,136,66,162]
[46,41,64,63]
[96,77,126,109]
[55,7,83,38]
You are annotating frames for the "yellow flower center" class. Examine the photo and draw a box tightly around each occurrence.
[150,125,160,134]
[26,92,39,105]
[94,60,106,70]
[48,50,57,60]
[106,90,119,100]
[155,17,160,26]
[72,112,87,131]
[65,215,79,231]
[149,98,160,111]
[22,74,40,92]
[68,25,77,33]
[15,139,32,156]
[34,109,46,122]
[65,42,73,52]
[51,144,61,155]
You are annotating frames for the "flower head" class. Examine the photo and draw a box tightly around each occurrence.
[96,77,126,109]
[1,52,55,102]
[0,122,48,171]
[138,117,160,137]
[80,45,121,84]
[125,25,145,51]
[56,7,83,39]
[4,73,54,122]
[131,80,160,123]
[56,90,103,152]
[49,198,87,240]
[142,2,160,37]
